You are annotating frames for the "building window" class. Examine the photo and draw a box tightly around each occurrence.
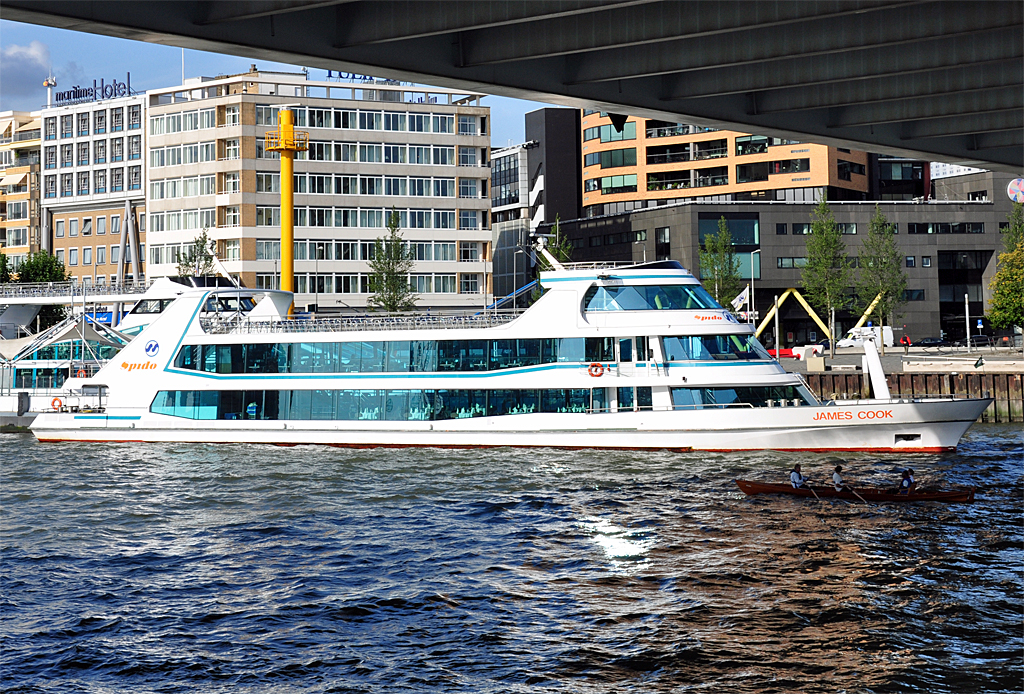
[60,115,73,138]
[837,160,866,181]
[44,117,57,140]
[77,112,90,136]
[111,168,124,192]
[61,173,74,197]
[906,256,915,268]
[837,223,857,235]
[93,170,106,194]
[44,175,56,199]
[222,139,240,160]
[776,223,787,235]
[223,206,240,227]
[93,110,106,134]
[903,289,925,301]
[459,179,478,199]
[222,239,240,261]
[777,257,809,268]
[94,139,106,164]
[222,172,240,194]
[128,166,141,191]
[128,104,141,130]
[110,137,123,162]
[922,256,931,268]
[458,115,477,135]
[69,248,78,266]
[459,274,480,294]
[224,105,240,127]
[110,107,123,132]
[83,247,92,265]
[96,246,106,265]
[61,144,73,167]
[128,135,141,160]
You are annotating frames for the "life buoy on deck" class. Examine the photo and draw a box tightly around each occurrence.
[51,397,63,411]
[588,363,605,377]
[77,369,86,378]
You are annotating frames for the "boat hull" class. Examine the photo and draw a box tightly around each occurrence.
[32,397,991,453]
[735,479,976,503]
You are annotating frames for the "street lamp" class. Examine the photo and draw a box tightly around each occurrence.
[633,238,647,263]
[749,249,761,325]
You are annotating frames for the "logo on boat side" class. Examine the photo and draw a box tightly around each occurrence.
[121,361,157,372]
[813,410,894,421]
[145,340,159,357]
[695,315,725,321]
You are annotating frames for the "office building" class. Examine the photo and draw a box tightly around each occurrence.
[0,111,42,270]
[553,171,1017,343]
[931,163,986,180]
[490,108,581,298]
[580,111,870,218]
[144,68,492,311]
[39,80,147,285]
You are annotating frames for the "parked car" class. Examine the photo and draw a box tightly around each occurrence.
[957,335,993,347]
[767,348,797,359]
[917,337,949,347]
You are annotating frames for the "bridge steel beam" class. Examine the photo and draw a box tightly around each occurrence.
[3,0,1020,171]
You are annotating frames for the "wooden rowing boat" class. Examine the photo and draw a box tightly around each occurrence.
[735,479,975,503]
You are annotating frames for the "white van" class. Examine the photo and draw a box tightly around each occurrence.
[837,326,894,348]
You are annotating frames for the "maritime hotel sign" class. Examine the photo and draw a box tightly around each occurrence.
[54,73,133,105]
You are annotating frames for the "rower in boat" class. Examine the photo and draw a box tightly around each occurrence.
[735,478,974,503]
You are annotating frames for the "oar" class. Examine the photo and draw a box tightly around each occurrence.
[806,482,822,501]
[849,487,872,506]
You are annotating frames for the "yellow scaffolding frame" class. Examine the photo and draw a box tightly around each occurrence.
[754,288,831,340]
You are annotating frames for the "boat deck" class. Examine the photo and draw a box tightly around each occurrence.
[200,310,522,335]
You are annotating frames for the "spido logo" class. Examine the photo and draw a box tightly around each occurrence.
[121,340,159,371]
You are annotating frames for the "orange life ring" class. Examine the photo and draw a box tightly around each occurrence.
[588,363,605,377]
[51,397,63,410]
[77,369,86,378]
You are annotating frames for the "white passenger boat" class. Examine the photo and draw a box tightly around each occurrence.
[31,260,990,452]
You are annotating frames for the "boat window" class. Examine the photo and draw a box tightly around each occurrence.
[172,337,605,374]
[151,387,597,420]
[130,298,175,314]
[583,284,721,311]
[202,296,256,313]
[670,385,818,409]
[662,335,772,361]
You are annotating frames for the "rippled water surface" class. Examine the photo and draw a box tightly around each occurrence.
[2,425,1022,693]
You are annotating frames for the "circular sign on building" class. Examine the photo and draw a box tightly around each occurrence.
[1008,178,1024,203]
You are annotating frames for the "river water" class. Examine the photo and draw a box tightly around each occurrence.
[2,425,1021,693]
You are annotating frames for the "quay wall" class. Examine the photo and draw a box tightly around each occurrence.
[805,372,1024,423]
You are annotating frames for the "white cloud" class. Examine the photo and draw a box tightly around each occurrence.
[1,40,50,100]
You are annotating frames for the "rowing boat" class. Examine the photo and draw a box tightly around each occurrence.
[735,479,975,503]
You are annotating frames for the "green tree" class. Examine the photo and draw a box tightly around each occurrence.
[988,213,1024,330]
[368,210,416,312]
[177,228,217,277]
[537,215,573,272]
[801,199,851,358]
[14,250,70,330]
[699,216,743,306]
[0,253,10,284]
[1001,202,1023,253]
[856,206,907,355]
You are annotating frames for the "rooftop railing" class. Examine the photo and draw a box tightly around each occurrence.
[0,281,149,299]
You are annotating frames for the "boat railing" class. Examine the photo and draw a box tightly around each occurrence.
[558,261,635,270]
[200,310,522,334]
[0,281,149,299]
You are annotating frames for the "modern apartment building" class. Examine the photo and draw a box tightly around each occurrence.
[0,111,42,270]
[39,82,147,286]
[553,171,1017,343]
[580,111,870,218]
[144,68,492,311]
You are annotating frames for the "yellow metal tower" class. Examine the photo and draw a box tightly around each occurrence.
[264,109,308,310]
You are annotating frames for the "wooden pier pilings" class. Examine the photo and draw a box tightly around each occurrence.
[804,372,1024,423]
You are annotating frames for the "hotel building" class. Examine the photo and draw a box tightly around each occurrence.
[0,111,42,270]
[39,83,148,286]
[144,68,492,311]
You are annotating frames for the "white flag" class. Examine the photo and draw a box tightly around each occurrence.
[730,285,750,311]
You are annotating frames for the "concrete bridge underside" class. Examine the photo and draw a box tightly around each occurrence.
[6,0,1022,171]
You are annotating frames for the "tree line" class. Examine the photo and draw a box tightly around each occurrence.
[700,201,1024,353]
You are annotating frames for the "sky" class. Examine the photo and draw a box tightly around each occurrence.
[0,19,554,147]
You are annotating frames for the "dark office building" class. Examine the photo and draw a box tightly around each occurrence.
[549,171,1017,344]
